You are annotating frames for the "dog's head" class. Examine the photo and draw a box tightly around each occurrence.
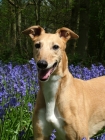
[22,25,79,82]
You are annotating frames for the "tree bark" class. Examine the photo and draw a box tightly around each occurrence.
[66,0,80,55]
[33,0,41,25]
[16,8,22,55]
[8,0,23,55]
[76,0,90,59]
[9,2,17,50]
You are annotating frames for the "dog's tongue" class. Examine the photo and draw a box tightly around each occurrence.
[39,68,52,80]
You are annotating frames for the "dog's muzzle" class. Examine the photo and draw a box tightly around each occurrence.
[37,60,58,81]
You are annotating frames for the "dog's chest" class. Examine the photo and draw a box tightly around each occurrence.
[43,76,61,124]
[38,76,65,139]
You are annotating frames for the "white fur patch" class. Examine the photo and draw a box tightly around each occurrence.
[38,75,66,139]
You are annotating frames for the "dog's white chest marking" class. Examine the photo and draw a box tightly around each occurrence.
[43,75,60,123]
[38,75,66,139]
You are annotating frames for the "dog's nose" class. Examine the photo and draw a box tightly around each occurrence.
[37,60,48,69]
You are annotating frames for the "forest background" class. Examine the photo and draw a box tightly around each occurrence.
[0,0,105,65]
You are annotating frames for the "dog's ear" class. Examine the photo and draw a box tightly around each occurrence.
[22,25,45,41]
[56,27,79,42]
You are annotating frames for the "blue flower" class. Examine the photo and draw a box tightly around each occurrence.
[3,102,9,109]
[9,97,20,107]
[18,129,25,139]
[50,129,56,140]
[82,138,87,140]
[28,102,33,112]
[82,133,105,140]
[100,134,105,140]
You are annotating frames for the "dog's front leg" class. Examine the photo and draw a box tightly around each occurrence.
[32,90,53,140]
[33,108,50,140]
[33,107,53,140]
[32,108,43,140]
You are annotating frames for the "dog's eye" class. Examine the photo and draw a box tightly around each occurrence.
[53,45,59,50]
[35,43,40,49]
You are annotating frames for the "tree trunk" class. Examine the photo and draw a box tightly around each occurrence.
[16,8,22,55]
[66,0,80,55]
[33,0,41,25]
[10,5,16,50]
[7,0,22,55]
[76,0,90,59]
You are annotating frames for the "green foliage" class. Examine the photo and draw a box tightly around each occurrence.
[88,0,105,61]
[68,53,105,67]
[0,0,105,64]
[0,107,33,140]
[0,45,28,64]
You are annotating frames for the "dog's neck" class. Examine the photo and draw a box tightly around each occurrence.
[40,75,61,122]
[39,52,72,102]
[40,75,61,102]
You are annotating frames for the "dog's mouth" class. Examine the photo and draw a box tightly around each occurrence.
[38,61,58,81]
